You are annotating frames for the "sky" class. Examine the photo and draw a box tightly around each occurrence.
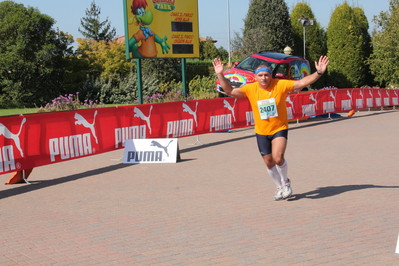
[15,0,390,50]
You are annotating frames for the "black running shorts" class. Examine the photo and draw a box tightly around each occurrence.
[255,129,288,156]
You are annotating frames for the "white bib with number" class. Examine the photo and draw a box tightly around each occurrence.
[257,98,278,119]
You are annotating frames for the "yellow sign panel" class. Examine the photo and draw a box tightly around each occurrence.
[123,0,199,59]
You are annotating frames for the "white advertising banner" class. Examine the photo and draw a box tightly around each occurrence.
[123,138,180,164]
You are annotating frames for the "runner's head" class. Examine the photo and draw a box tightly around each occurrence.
[255,65,272,89]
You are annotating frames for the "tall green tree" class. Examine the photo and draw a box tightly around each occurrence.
[76,38,133,79]
[217,46,229,62]
[327,3,371,88]
[231,31,244,60]
[354,7,373,86]
[290,2,327,88]
[290,3,326,61]
[242,0,293,56]
[368,0,399,87]
[242,28,269,57]
[53,30,85,97]
[0,1,72,108]
[79,0,116,42]
[199,38,219,60]
[199,37,228,61]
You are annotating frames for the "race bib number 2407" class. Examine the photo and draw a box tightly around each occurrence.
[257,98,278,119]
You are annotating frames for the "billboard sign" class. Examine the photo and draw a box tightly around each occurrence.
[123,0,200,58]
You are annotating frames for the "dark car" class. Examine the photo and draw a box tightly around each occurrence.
[216,51,311,94]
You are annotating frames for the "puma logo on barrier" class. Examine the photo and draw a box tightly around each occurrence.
[302,93,317,117]
[134,106,153,134]
[223,99,237,122]
[74,111,98,144]
[347,90,353,101]
[376,90,382,106]
[286,95,296,119]
[182,102,198,127]
[150,140,173,157]
[357,90,364,108]
[286,95,295,110]
[0,118,26,157]
[323,91,336,113]
[329,90,337,103]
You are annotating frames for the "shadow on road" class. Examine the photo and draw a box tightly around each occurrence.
[288,184,399,201]
[0,163,133,200]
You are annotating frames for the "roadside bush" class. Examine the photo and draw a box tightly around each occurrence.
[186,61,214,81]
[109,71,159,104]
[63,70,219,106]
[79,71,160,104]
[188,75,218,99]
[141,76,218,104]
[38,92,104,112]
[80,74,103,102]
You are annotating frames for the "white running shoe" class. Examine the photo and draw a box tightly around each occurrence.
[282,180,292,199]
[274,186,284,201]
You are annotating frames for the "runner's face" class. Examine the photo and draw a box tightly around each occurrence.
[255,71,272,88]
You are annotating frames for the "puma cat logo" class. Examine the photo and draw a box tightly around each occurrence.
[150,140,173,157]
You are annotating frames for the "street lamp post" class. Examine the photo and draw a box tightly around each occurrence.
[227,0,231,65]
[298,15,313,59]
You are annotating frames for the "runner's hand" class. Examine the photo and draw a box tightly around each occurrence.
[213,58,224,75]
[315,56,329,74]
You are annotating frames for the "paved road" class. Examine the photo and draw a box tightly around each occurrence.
[1,110,399,265]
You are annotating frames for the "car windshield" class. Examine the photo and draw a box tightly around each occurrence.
[235,56,278,73]
[275,63,289,78]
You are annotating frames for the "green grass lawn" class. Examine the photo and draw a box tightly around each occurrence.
[0,104,135,117]
[0,108,39,117]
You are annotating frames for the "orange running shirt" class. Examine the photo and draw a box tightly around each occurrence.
[241,79,295,135]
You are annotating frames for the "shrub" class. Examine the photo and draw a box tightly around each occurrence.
[38,92,104,112]
[140,75,218,104]
[80,71,160,104]
[186,61,214,81]
[141,90,194,104]
[321,86,338,90]
[188,75,218,99]
[76,70,219,105]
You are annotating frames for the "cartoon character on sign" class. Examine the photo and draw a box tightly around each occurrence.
[128,0,170,58]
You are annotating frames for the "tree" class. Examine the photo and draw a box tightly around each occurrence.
[199,38,219,60]
[75,37,135,102]
[141,58,181,88]
[242,0,293,55]
[368,0,399,87]
[290,3,327,88]
[0,1,73,108]
[199,37,228,61]
[76,38,133,80]
[217,46,229,62]
[354,7,373,86]
[327,3,371,88]
[79,0,116,42]
[242,28,269,57]
[53,30,86,96]
[231,31,245,60]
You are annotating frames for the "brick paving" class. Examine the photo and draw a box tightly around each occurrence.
[1,110,399,265]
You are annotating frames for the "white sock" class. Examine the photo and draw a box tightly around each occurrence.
[267,166,282,187]
[276,160,289,184]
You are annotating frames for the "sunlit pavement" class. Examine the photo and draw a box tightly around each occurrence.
[1,110,399,265]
